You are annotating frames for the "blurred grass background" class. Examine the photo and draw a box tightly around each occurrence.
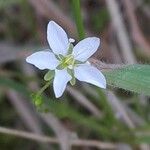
[0,0,150,150]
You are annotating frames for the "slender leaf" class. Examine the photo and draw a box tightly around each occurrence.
[71,0,85,39]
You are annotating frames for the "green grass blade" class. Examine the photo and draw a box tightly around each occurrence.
[0,77,30,96]
[71,0,85,39]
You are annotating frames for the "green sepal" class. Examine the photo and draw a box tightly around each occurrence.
[55,54,64,61]
[67,43,74,54]
[67,68,76,85]
[55,55,60,60]
[58,54,65,60]
[75,60,85,64]
[67,68,73,76]
[44,70,55,81]
[70,77,76,85]
[56,63,66,70]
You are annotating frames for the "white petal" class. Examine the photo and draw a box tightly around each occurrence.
[26,51,59,70]
[47,21,69,55]
[74,64,106,88]
[53,69,71,98]
[72,37,100,62]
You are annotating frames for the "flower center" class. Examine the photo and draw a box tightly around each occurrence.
[56,42,76,70]
[55,42,86,86]
[56,54,75,70]
[64,54,74,66]
[56,43,85,70]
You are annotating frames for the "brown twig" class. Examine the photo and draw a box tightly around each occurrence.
[67,86,103,118]
[21,63,71,150]
[41,113,71,150]
[0,126,116,149]
[7,90,43,134]
[133,0,150,19]
[122,0,150,57]
[0,43,128,71]
[107,91,135,129]
[89,58,125,71]
[105,0,136,64]
[28,0,77,37]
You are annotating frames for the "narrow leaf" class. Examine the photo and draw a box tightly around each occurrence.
[71,0,85,39]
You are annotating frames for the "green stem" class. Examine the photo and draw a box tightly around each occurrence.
[71,0,85,40]
[37,81,51,96]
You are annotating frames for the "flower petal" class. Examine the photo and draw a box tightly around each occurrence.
[47,21,69,55]
[72,37,100,62]
[74,64,106,88]
[26,51,59,70]
[53,69,71,98]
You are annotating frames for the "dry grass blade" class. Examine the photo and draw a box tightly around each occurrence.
[7,90,43,134]
[67,86,103,118]
[122,0,150,57]
[105,0,136,64]
[0,126,116,149]
[107,91,135,129]
[28,0,77,36]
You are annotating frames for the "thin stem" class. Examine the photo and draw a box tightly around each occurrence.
[71,0,85,40]
[37,81,51,96]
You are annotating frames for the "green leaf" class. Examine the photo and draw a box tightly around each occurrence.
[44,70,55,81]
[103,64,150,96]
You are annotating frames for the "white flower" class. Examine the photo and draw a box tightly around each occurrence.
[26,21,106,98]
